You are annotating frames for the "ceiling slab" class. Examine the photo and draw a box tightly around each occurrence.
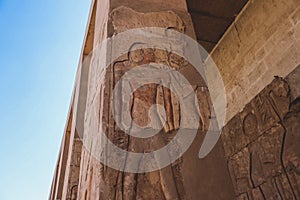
[187,0,249,52]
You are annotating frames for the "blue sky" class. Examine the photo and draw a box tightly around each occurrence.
[0,0,92,199]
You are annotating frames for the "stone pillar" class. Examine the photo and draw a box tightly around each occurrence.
[49,110,73,200]
[75,0,235,199]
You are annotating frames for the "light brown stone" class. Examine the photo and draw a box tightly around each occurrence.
[49,0,300,199]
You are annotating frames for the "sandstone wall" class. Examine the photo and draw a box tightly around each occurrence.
[76,0,235,199]
[221,66,300,199]
[49,109,73,200]
[210,0,300,123]
[49,0,300,199]
[215,0,300,199]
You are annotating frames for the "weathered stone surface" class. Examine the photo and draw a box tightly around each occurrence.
[111,6,185,34]
[286,64,300,100]
[283,98,300,198]
[222,73,300,199]
[212,0,300,123]
[73,1,233,199]
[49,0,300,199]
[222,114,249,158]
[63,138,83,200]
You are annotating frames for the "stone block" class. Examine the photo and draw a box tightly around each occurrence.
[286,65,300,100]
[248,61,267,84]
[294,21,300,39]
[290,5,300,25]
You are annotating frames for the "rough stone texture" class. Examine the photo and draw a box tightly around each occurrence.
[222,68,300,199]
[110,7,185,34]
[75,1,234,199]
[210,0,300,123]
[49,113,73,200]
[62,137,83,200]
[49,0,300,199]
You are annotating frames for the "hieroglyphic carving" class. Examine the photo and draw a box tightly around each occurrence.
[65,137,83,200]
[283,98,300,198]
[110,6,185,34]
[110,48,190,200]
[222,114,249,158]
[101,29,213,200]
[88,6,214,199]
[77,6,203,199]
[223,77,300,199]
[228,148,252,195]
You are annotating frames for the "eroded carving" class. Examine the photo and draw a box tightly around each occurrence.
[110,6,185,33]
[223,77,300,199]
